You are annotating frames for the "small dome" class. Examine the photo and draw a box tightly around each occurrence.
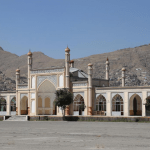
[65,46,70,52]
[88,63,93,66]
[16,68,20,72]
[122,67,126,71]
[27,50,32,56]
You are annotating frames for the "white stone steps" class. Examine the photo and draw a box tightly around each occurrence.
[4,116,28,121]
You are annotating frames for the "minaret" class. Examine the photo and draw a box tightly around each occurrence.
[27,50,32,88]
[106,57,109,80]
[122,67,126,87]
[88,63,93,115]
[16,68,20,89]
[65,46,70,89]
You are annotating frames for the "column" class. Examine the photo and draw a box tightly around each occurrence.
[124,92,129,116]
[142,91,147,116]
[106,92,111,116]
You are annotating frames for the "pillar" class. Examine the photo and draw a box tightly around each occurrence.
[16,68,20,116]
[142,91,147,116]
[16,68,20,89]
[27,50,32,115]
[124,92,129,116]
[18,93,21,115]
[70,60,74,68]
[106,57,109,80]
[122,67,126,87]
[65,46,70,89]
[88,63,93,115]
[106,92,111,116]
[7,95,10,116]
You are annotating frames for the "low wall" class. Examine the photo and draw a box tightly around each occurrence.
[0,116,4,121]
[28,116,150,122]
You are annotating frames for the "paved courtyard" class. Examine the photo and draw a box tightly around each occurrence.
[0,121,150,150]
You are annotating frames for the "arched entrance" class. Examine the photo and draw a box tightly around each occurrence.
[145,96,150,116]
[37,80,56,115]
[112,94,124,116]
[129,94,142,116]
[0,97,7,115]
[96,95,106,116]
[11,97,16,115]
[73,94,84,116]
[20,96,28,115]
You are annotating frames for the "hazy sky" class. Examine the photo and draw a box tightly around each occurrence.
[0,0,150,59]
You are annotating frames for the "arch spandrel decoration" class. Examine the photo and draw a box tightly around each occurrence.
[73,92,84,99]
[37,75,57,88]
[96,93,106,100]
[129,93,142,100]
[112,93,124,101]
[20,94,28,100]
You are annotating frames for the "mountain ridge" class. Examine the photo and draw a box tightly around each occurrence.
[0,43,150,90]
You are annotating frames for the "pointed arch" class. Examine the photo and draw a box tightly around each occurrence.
[38,79,56,92]
[10,97,16,111]
[112,94,124,116]
[73,94,84,115]
[96,95,106,112]
[129,94,142,116]
[38,79,56,115]
[145,96,150,116]
[0,97,7,112]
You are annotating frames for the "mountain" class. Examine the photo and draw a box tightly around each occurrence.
[0,44,150,91]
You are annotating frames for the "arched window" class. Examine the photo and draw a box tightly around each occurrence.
[112,94,123,115]
[11,97,16,111]
[96,95,106,111]
[73,94,84,111]
[0,98,6,111]
[45,97,50,108]
[38,97,42,108]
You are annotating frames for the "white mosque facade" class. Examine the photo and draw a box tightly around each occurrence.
[0,47,150,117]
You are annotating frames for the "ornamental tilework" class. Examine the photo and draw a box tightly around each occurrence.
[37,75,57,88]
[73,92,84,98]
[31,69,64,74]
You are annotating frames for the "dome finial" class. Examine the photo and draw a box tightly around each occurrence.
[65,45,70,52]
[27,49,32,56]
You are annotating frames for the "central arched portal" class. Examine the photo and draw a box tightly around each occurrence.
[38,80,56,115]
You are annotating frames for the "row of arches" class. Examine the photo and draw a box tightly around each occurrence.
[95,94,143,116]
[0,97,16,112]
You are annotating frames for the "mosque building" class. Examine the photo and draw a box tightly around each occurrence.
[0,46,150,117]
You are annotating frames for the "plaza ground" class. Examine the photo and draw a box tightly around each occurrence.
[0,121,150,150]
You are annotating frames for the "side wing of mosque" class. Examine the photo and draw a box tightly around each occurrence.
[0,47,150,117]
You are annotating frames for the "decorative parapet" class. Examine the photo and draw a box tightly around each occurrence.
[73,83,87,87]
[18,86,28,89]
[30,68,64,74]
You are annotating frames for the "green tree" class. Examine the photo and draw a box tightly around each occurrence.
[55,88,73,117]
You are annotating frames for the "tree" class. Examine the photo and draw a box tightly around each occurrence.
[55,88,73,117]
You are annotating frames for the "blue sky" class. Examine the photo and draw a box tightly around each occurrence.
[0,0,150,59]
